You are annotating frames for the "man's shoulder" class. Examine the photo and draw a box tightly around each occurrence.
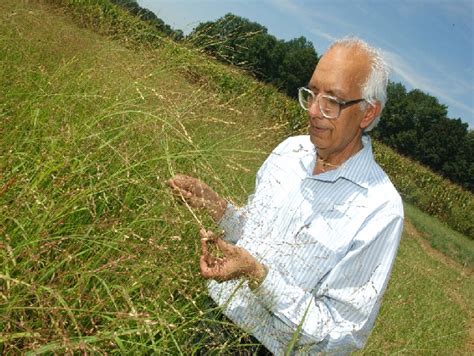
[368,163,404,217]
[257,135,312,177]
[272,135,313,154]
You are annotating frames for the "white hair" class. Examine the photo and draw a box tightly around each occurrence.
[328,37,390,132]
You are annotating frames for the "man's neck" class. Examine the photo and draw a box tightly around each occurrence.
[313,135,364,175]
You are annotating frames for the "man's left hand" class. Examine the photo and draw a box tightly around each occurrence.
[199,229,267,284]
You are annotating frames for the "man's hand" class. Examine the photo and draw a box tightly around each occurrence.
[167,174,227,222]
[199,229,267,286]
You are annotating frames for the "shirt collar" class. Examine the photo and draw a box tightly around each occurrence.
[300,134,374,189]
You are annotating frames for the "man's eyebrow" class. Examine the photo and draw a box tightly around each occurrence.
[325,85,346,98]
[327,89,345,98]
[307,83,346,98]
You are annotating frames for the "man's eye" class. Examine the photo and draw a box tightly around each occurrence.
[327,97,339,105]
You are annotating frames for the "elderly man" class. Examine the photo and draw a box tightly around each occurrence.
[169,37,404,354]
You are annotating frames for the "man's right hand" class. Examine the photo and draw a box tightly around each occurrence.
[167,174,227,222]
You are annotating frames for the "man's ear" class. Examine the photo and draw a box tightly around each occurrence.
[360,102,381,130]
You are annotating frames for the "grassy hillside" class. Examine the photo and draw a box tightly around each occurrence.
[41,0,474,240]
[1,0,473,354]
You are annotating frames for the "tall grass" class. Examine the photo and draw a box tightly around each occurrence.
[43,0,474,240]
[373,141,474,239]
[1,0,472,354]
[1,1,283,353]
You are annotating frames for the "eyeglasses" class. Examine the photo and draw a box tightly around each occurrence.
[298,86,366,120]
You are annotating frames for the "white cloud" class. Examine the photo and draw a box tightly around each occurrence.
[270,0,345,45]
[383,50,474,118]
[270,0,473,121]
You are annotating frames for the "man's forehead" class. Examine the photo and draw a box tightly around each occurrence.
[308,80,346,98]
[311,46,370,92]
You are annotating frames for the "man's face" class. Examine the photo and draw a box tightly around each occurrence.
[307,46,374,157]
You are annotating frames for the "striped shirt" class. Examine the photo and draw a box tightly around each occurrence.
[208,134,404,355]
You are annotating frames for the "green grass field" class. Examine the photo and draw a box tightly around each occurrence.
[1,0,473,354]
[404,202,474,268]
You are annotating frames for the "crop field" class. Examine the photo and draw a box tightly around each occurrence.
[1,0,473,354]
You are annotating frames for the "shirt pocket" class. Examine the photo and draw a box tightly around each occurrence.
[283,205,358,289]
[317,199,366,244]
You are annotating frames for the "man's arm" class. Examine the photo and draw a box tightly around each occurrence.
[201,211,403,352]
[252,212,404,351]
[216,202,248,244]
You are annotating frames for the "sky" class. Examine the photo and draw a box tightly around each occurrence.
[138,0,474,128]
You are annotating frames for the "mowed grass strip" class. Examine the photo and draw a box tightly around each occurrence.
[359,219,473,354]
[404,202,474,268]
[0,0,472,354]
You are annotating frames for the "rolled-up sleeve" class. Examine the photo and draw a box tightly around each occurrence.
[218,202,246,244]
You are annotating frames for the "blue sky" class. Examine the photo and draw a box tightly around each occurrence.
[138,0,474,128]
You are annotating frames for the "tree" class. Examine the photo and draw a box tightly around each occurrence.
[110,0,183,40]
[188,13,268,68]
[277,37,318,97]
[187,14,318,97]
[375,82,473,191]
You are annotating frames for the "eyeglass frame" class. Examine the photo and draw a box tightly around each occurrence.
[298,86,368,120]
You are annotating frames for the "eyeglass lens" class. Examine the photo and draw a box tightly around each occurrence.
[299,89,340,119]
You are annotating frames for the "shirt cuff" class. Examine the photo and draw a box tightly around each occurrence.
[251,266,290,311]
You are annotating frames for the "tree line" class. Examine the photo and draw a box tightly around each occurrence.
[110,0,184,40]
[373,82,473,191]
[111,1,473,192]
[187,14,318,99]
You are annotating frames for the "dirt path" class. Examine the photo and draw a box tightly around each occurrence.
[404,221,472,276]
[404,220,473,353]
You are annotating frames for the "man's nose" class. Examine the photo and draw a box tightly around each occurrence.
[308,99,322,119]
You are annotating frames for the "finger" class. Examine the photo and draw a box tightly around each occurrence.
[200,255,220,279]
[216,238,234,255]
[200,255,212,278]
[171,182,190,196]
[200,229,216,240]
[170,184,197,204]
[171,174,189,182]
[186,194,207,209]
[168,182,187,196]
[205,253,217,267]
[168,174,191,191]
[171,190,194,206]
[168,175,189,187]
[203,230,216,241]
[167,178,178,191]
[173,174,196,191]
[181,178,209,198]
[200,238,209,255]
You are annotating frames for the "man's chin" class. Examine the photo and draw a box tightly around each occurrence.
[309,135,321,148]
[309,134,327,148]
